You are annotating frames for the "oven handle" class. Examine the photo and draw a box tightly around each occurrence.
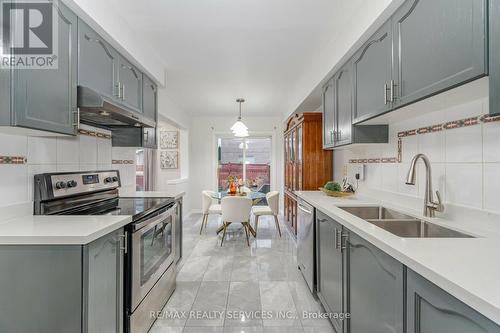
[133,203,177,232]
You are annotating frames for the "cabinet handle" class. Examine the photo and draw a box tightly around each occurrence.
[72,108,80,129]
[384,83,389,105]
[341,232,349,251]
[337,130,342,141]
[115,82,121,98]
[390,80,397,102]
[318,218,328,223]
[121,84,125,100]
[120,232,128,254]
[144,130,149,143]
[334,228,340,249]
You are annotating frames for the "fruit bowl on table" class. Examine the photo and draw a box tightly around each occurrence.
[319,187,354,197]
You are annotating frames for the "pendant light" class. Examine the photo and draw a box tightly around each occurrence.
[231,98,249,137]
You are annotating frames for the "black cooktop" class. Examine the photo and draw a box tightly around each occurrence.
[60,197,174,221]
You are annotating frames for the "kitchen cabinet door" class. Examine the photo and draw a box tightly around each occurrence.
[334,62,353,147]
[353,21,393,123]
[392,0,487,108]
[407,269,499,333]
[12,1,78,135]
[322,79,335,149]
[118,56,143,113]
[316,210,344,332]
[84,228,124,333]
[347,232,404,333]
[78,19,119,100]
[143,74,157,121]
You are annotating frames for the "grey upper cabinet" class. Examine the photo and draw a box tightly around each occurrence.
[118,56,143,112]
[392,0,487,108]
[353,21,393,123]
[84,228,124,333]
[316,210,345,333]
[6,1,78,135]
[143,74,157,121]
[78,19,119,100]
[334,62,353,146]
[347,232,404,333]
[322,79,335,149]
[407,269,500,333]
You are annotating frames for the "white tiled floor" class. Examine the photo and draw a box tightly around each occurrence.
[149,213,335,333]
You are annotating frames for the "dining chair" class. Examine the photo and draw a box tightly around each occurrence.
[251,191,281,237]
[200,190,222,234]
[220,196,253,246]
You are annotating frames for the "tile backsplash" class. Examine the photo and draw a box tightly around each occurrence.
[0,124,136,208]
[335,95,500,219]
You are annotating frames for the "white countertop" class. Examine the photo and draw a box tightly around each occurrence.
[295,191,500,326]
[119,189,186,199]
[0,214,132,245]
[0,191,184,245]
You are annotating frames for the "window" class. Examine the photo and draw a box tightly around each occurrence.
[217,137,272,194]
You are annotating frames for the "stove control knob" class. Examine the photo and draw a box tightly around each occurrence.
[55,181,67,189]
[112,176,119,182]
[67,180,77,188]
[104,177,113,184]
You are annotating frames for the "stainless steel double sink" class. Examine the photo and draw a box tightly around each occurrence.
[339,206,473,238]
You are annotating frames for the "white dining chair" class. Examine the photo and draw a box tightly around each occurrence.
[200,190,222,234]
[220,196,253,246]
[252,191,281,237]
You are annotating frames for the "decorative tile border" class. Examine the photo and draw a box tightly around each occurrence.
[78,128,112,139]
[0,156,27,164]
[349,157,397,164]
[112,159,134,165]
[397,113,500,138]
[349,113,500,165]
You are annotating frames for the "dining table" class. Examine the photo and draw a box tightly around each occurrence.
[211,190,267,237]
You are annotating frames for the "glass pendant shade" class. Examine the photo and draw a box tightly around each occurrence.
[231,98,249,137]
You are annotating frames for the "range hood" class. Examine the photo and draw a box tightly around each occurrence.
[77,86,155,128]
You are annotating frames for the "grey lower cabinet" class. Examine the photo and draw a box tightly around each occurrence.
[353,21,393,123]
[407,269,500,333]
[78,19,120,100]
[0,1,78,135]
[322,79,335,149]
[316,210,346,333]
[0,228,125,333]
[346,232,404,333]
[392,0,487,108]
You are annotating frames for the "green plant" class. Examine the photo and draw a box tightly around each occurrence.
[324,181,342,192]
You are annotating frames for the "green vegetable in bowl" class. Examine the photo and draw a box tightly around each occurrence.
[324,181,342,192]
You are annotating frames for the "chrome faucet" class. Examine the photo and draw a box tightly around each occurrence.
[405,153,444,217]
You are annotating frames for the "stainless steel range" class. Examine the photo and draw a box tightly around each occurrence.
[33,170,177,333]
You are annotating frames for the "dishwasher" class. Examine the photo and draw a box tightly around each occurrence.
[297,198,316,293]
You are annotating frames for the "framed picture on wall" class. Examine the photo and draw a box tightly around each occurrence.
[160,130,179,149]
[160,150,179,169]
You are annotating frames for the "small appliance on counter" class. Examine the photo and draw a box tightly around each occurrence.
[34,170,177,333]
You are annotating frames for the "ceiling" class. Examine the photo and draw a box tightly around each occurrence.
[108,0,371,117]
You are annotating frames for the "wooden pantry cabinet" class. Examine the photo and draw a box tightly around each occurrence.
[284,112,332,236]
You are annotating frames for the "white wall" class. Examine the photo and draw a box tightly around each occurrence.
[0,124,117,209]
[189,115,284,212]
[333,78,500,234]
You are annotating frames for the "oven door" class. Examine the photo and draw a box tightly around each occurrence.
[131,203,176,311]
